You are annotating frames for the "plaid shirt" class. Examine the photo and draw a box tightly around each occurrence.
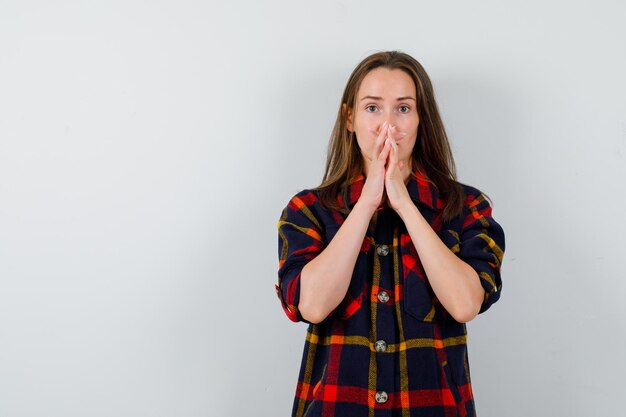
[275,167,505,417]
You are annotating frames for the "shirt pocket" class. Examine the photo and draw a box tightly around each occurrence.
[399,232,437,322]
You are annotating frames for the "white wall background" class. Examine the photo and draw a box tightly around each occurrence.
[1,1,625,416]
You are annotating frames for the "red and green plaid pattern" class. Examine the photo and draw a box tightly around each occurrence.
[276,166,505,417]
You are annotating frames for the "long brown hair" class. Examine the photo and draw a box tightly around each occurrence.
[314,50,471,223]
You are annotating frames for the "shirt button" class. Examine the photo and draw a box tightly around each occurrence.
[377,291,390,303]
[375,340,387,352]
[375,390,388,403]
[376,244,390,256]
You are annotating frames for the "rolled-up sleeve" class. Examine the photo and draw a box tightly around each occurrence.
[275,193,324,323]
[458,190,506,314]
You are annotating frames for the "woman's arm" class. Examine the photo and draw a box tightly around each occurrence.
[298,199,376,324]
[299,122,393,324]
[383,134,483,323]
[397,202,484,323]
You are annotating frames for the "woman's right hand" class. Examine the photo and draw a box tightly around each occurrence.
[358,121,393,213]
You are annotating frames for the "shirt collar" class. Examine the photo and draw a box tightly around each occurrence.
[339,164,444,211]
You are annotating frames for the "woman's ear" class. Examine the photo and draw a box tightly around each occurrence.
[342,103,354,132]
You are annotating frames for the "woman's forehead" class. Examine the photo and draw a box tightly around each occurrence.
[357,68,416,100]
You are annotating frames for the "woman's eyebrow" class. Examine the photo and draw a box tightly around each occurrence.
[360,95,416,101]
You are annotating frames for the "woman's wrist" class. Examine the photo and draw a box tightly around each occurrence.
[396,199,419,222]
[353,198,379,219]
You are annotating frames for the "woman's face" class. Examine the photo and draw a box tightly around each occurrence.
[346,67,419,175]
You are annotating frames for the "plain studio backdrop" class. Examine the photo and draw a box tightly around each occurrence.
[1,1,625,416]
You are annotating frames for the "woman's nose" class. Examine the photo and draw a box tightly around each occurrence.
[380,118,396,132]
[384,114,398,127]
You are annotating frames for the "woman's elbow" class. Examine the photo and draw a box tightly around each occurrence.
[299,287,331,324]
[449,269,484,323]
[449,294,483,323]
[299,302,328,324]
[450,307,478,324]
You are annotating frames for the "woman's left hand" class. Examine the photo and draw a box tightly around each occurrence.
[384,125,412,213]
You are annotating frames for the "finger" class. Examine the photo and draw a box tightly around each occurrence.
[372,121,389,158]
[377,138,392,163]
[388,125,397,142]
[390,138,399,166]
[384,136,397,169]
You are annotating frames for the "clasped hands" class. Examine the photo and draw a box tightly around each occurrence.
[359,120,413,214]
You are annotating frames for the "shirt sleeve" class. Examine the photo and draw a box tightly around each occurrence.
[457,190,506,314]
[275,192,325,323]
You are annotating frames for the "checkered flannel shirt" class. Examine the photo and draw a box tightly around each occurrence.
[275,166,505,417]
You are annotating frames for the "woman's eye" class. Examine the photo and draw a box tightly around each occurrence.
[366,105,378,112]
[399,105,410,113]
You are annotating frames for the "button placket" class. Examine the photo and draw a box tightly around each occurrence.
[372,216,393,408]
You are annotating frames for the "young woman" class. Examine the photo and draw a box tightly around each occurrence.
[275,50,505,417]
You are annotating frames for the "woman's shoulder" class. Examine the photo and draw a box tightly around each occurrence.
[283,187,322,207]
[457,181,482,197]
[457,181,492,205]
[280,186,346,231]
[279,187,326,219]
